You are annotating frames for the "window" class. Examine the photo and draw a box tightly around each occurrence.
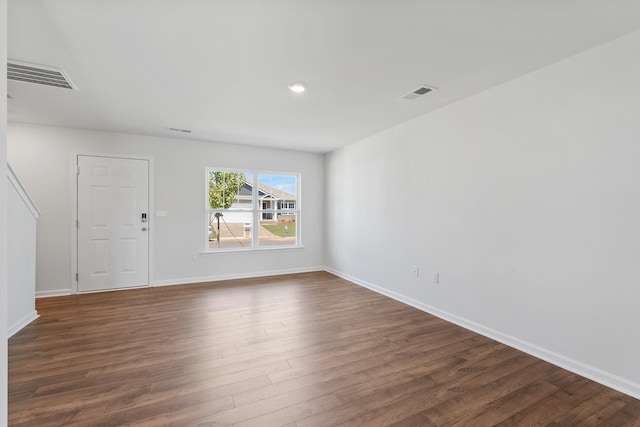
[206,168,300,250]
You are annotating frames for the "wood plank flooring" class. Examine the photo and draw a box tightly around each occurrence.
[9,271,640,426]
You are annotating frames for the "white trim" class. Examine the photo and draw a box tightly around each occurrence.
[40,266,321,293]
[324,267,640,401]
[71,152,154,294]
[7,164,40,219]
[36,289,72,298]
[76,284,150,295]
[70,152,77,293]
[201,245,304,255]
[153,266,324,287]
[8,310,39,337]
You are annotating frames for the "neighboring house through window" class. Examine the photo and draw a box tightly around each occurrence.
[206,168,300,250]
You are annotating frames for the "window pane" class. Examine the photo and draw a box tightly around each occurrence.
[259,213,297,247]
[257,174,297,213]
[208,171,252,209]
[208,211,253,249]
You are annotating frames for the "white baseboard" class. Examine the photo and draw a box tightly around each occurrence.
[36,289,72,298]
[35,268,325,296]
[152,266,326,287]
[325,267,640,401]
[8,310,39,338]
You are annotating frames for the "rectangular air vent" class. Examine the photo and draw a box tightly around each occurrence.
[403,84,437,100]
[168,127,192,134]
[7,60,77,90]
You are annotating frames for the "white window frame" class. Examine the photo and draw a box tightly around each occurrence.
[204,167,301,252]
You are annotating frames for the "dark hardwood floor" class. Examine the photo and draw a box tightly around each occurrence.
[9,271,640,426]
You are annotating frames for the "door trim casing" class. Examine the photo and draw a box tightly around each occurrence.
[71,152,154,294]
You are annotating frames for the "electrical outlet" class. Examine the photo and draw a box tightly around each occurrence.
[432,271,439,284]
[412,266,419,278]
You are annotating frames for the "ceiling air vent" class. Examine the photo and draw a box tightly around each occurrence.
[403,84,437,100]
[7,60,77,90]
[168,127,192,134]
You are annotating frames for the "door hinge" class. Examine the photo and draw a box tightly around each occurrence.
[76,219,79,228]
[76,165,80,175]
[75,273,78,281]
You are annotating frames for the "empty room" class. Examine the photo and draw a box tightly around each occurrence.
[3,1,640,426]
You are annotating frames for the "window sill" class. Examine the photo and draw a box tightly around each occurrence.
[200,245,305,255]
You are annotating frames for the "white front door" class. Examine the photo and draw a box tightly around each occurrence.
[77,155,149,292]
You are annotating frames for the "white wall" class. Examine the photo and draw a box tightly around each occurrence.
[6,167,39,336]
[1,0,8,422]
[326,30,640,398]
[7,125,324,295]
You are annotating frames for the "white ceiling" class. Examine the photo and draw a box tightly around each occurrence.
[7,1,640,153]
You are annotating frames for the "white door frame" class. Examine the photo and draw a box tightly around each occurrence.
[70,153,154,294]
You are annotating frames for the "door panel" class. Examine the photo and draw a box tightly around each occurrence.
[77,155,149,292]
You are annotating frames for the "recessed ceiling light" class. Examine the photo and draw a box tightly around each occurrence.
[288,82,306,93]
